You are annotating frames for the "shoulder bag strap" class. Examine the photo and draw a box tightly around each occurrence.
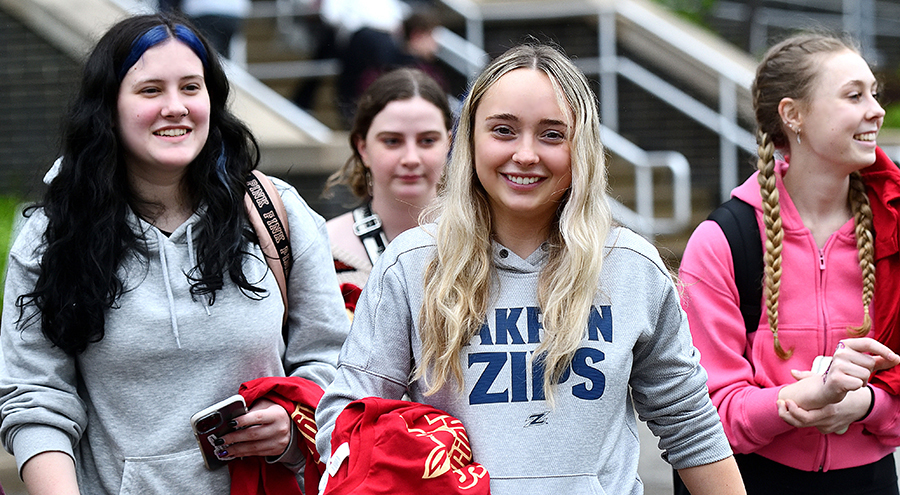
[244,170,292,329]
[352,204,389,264]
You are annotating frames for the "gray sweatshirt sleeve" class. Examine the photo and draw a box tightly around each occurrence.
[314,241,418,460]
[0,212,87,474]
[628,261,732,470]
[276,179,351,389]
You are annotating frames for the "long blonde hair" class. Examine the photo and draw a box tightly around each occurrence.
[752,34,875,359]
[417,44,612,401]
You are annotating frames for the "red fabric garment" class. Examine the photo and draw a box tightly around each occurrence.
[340,283,362,315]
[861,146,900,394]
[229,377,326,495]
[321,398,490,495]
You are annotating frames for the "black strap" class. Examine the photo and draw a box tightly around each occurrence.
[707,197,764,335]
[352,204,389,264]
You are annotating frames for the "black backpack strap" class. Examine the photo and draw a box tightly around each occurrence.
[707,198,764,334]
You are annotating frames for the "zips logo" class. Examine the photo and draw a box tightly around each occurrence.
[524,411,551,427]
[467,305,612,405]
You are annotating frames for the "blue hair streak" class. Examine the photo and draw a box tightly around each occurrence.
[117,24,209,81]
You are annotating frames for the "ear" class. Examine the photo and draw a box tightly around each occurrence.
[354,136,369,167]
[778,97,803,131]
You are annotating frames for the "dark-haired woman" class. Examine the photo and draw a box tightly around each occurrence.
[0,13,348,495]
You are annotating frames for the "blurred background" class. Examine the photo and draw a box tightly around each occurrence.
[3,0,900,493]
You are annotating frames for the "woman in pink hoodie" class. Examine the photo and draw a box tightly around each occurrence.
[678,33,900,494]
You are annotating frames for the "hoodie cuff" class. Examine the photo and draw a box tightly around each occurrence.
[10,424,75,478]
[266,425,304,472]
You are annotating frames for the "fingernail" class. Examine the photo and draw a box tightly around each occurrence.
[214,438,225,446]
[217,450,229,457]
[229,420,238,428]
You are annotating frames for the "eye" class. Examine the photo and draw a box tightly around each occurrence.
[542,129,566,142]
[183,82,203,93]
[491,125,515,138]
[139,86,161,96]
[381,137,401,147]
[419,137,437,147]
[849,92,862,101]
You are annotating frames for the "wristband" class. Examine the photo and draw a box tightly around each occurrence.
[858,384,875,422]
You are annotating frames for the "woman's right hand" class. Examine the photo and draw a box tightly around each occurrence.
[778,337,899,411]
[22,451,81,495]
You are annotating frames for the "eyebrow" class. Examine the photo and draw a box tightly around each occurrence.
[841,78,877,90]
[484,113,568,127]
[129,74,205,86]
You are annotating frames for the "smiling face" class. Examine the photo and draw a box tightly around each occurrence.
[357,95,450,208]
[792,49,884,173]
[117,38,210,181]
[473,68,572,232]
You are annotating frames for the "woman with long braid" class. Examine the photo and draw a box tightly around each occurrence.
[678,33,900,494]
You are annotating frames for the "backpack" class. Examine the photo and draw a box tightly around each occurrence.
[706,197,764,334]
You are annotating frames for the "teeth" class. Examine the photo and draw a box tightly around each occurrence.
[505,174,541,185]
[155,129,188,137]
[855,132,877,142]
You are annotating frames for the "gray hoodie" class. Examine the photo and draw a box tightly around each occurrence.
[0,177,349,494]
[315,224,732,495]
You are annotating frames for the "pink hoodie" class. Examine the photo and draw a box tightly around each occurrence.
[679,159,900,472]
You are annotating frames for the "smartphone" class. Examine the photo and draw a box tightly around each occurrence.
[190,394,248,470]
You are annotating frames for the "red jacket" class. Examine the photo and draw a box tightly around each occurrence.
[320,397,490,495]
[229,377,325,495]
[862,146,900,394]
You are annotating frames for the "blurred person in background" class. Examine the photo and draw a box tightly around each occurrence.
[158,0,251,58]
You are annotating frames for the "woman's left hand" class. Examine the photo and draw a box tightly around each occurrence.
[217,399,292,458]
[776,385,872,434]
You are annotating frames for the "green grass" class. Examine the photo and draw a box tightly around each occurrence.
[0,195,22,310]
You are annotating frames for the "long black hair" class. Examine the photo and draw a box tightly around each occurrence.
[17,13,264,355]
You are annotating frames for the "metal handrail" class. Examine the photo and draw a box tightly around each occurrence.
[601,126,692,237]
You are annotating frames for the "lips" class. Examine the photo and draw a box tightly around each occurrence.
[154,128,190,137]
[396,174,424,181]
[503,173,542,185]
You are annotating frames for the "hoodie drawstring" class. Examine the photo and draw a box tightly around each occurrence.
[157,230,183,348]
[185,224,211,317]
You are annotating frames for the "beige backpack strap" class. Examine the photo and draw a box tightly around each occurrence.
[244,170,292,328]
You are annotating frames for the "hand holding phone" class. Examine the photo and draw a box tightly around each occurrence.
[190,394,248,470]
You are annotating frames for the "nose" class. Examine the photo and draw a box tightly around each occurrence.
[512,138,539,166]
[162,94,189,119]
[400,142,421,167]
[870,97,886,121]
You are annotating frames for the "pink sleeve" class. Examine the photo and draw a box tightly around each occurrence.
[861,386,900,446]
[679,220,793,453]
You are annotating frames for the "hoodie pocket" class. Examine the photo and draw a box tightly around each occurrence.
[118,448,229,495]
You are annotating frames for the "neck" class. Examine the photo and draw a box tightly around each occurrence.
[370,195,427,241]
[491,214,551,260]
[128,169,193,231]
[781,155,852,246]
